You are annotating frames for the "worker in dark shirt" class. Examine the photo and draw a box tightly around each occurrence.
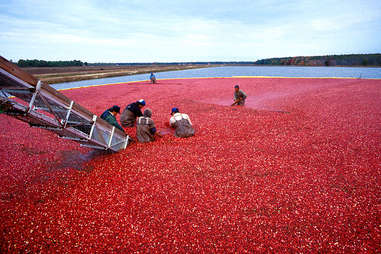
[100,105,124,132]
[232,85,247,106]
[120,99,146,127]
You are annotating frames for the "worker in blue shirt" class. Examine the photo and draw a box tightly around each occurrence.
[150,72,156,84]
[120,99,146,127]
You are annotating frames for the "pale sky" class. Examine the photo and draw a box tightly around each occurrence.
[1,0,380,62]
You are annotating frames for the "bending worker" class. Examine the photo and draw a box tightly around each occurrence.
[150,72,156,84]
[169,107,194,138]
[100,105,125,132]
[232,85,247,106]
[120,99,146,127]
[136,108,158,143]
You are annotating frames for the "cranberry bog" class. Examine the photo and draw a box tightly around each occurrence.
[0,77,380,252]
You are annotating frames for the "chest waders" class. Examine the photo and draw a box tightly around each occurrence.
[137,117,154,142]
[174,116,195,138]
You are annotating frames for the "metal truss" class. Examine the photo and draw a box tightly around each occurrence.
[0,56,129,152]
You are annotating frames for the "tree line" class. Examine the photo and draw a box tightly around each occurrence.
[17,59,87,67]
[254,54,381,67]
[15,54,381,68]
[92,61,255,66]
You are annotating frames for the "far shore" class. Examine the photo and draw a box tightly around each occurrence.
[23,64,222,84]
[22,63,380,84]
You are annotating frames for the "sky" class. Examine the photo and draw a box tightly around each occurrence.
[0,0,380,62]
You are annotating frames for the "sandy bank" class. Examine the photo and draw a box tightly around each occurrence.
[22,64,220,84]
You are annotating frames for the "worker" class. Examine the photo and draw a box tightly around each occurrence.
[150,72,157,84]
[169,107,194,138]
[232,85,247,106]
[100,105,124,132]
[120,99,145,127]
[136,108,158,143]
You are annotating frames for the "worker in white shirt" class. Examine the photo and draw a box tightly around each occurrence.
[169,107,194,138]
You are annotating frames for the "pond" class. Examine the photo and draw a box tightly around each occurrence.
[52,65,381,90]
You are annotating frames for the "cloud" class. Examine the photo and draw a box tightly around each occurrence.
[1,0,380,61]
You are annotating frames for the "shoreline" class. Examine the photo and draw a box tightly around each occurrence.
[54,75,381,91]
[23,64,381,85]
[23,64,221,84]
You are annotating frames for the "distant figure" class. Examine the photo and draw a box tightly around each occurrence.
[150,72,157,84]
[232,85,247,106]
[120,99,145,127]
[169,107,194,138]
[100,105,124,132]
[136,108,158,143]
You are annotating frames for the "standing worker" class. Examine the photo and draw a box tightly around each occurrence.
[136,108,158,143]
[100,105,125,132]
[232,85,247,106]
[120,99,146,127]
[150,72,157,84]
[169,107,194,138]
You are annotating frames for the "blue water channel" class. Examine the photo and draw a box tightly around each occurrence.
[52,66,381,90]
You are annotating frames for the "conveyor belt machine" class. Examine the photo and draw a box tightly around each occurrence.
[0,56,130,152]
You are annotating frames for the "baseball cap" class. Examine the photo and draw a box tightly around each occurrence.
[137,99,146,106]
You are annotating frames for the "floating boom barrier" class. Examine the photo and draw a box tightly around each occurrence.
[0,56,129,152]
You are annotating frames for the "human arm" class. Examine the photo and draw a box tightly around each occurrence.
[149,127,156,134]
[148,119,156,134]
[231,91,246,106]
[182,114,192,125]
[127,103,143,117]
[231,98,242,106]
[114,120,125,132]
[133,103,143,117]
[103,112,125,132]
[148,119,163,137]
[110,116,125,132]
[169,116,176,127]
[151,126,163,137]
[241,90,247,100]
[232,92,241,105]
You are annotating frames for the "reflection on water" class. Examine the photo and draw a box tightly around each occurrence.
[52,66,381,90]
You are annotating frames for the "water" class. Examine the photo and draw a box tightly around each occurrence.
[52,66,381,90]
